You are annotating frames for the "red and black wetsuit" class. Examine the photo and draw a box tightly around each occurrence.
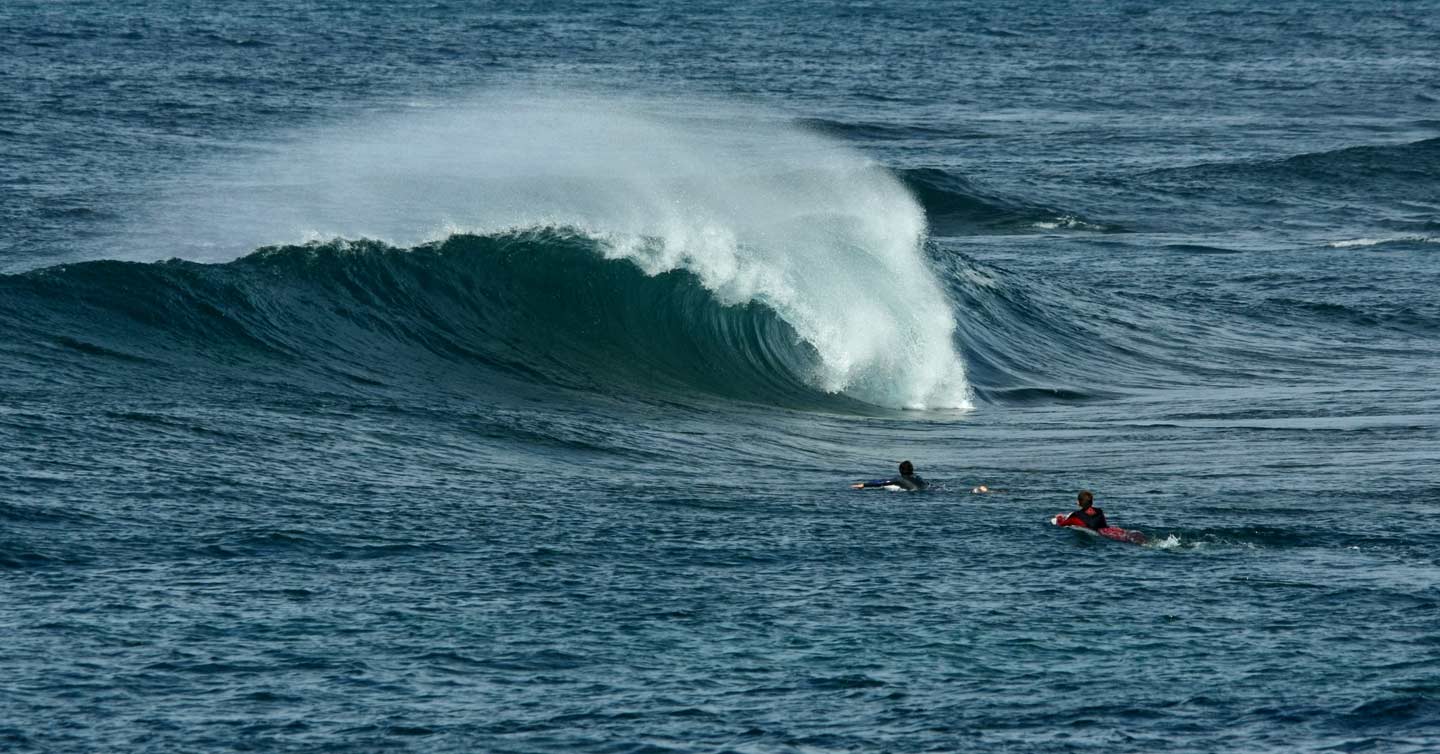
[1062,506,1109,530]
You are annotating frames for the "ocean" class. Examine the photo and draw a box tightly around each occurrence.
[3,1,1439,752]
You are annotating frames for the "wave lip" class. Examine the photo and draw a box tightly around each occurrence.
[106,92,974,409]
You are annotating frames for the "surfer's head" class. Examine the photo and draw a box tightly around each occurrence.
[899,460,915,476]
[1077,490,1094,508]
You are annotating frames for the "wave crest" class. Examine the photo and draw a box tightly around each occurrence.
[3,228,972,410]
[101,92,972,409]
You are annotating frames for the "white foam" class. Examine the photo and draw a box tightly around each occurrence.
[1032,214,1103,231]
[1149,534,1184,550]
[123,90,972,410]
[1328,235,1439,248]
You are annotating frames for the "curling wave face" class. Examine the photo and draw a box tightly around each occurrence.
[109,93,972,409]
[0,230,962,411]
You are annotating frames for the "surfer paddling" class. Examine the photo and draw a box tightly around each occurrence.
[1052,490,1147,544]
[1056,490,1107,530]
[851,460,928,491]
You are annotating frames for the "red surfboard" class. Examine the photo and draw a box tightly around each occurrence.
[1051,514,1148,545]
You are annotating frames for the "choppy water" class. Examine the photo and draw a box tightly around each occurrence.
[3,2,1439,752]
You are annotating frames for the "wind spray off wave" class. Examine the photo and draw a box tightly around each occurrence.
[131,91,973,409]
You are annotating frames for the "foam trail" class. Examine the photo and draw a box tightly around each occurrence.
[126,90,971,409]
[1328,236,1439,248]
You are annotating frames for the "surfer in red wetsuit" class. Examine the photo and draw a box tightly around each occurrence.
[1059,490,1108,530]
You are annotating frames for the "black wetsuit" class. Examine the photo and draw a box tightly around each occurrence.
[1067,505,1109,530]
[859,474,928,491]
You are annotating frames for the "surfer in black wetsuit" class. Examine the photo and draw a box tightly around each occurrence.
[850,460,929,491]
[1059,489,1108,530]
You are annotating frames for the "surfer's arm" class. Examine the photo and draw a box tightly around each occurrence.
[851,478,895,489]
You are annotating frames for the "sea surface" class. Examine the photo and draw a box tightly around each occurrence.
[3,2,1439,752]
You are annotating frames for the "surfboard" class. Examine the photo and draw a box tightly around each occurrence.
[1051,514,1148,545]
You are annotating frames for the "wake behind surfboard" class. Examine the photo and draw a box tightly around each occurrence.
[1051,514,1148,545]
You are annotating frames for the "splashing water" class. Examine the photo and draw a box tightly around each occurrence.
[124,91,972,409]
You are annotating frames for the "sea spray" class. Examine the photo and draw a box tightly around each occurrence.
[124,91,973,409]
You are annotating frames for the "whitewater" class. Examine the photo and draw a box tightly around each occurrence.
[108,92,972,410]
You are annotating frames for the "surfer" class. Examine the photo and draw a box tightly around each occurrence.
[1056,490,1108,530]
[850,460,928,491]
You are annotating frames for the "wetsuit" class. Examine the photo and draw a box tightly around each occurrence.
[1062,505,1108,530]
[857,474,928,491]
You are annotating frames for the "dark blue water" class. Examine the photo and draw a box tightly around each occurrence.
[4,2,1439,752]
